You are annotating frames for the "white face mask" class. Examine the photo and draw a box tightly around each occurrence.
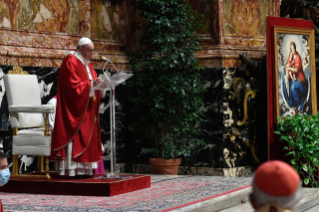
[0,168,10,186]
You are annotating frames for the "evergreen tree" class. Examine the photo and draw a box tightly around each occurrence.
[128,0,205,159]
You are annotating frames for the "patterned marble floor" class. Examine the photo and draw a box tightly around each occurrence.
[0,175,252,212]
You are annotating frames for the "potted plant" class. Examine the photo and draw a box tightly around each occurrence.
[274,114,319,187]
[128,0,205,175]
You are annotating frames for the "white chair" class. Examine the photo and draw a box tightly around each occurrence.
[4,64,55,179]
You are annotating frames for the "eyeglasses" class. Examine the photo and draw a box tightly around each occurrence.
[82,47,95,53]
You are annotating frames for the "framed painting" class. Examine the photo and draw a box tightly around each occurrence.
[273,26,317,121]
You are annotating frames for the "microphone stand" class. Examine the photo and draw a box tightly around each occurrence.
[99,57,132,179]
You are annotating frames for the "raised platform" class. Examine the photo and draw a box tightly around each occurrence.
[0,173,150,197]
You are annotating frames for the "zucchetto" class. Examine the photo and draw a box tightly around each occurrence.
[253,160,300,196]
[77,37,92,47]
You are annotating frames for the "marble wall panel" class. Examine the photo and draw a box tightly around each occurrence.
[0,0,128,70]
[0,0,280,70]
[223,0,268,38]
[0,0,78,33]
[78,0,91,37]
[90,0,126,41]
[197,0,280,67]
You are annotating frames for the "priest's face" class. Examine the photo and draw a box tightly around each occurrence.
[79,42,95,61]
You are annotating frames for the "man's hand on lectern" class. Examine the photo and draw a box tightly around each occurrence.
[93,78,103,87]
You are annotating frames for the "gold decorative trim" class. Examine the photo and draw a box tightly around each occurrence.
[11,174,51,179]
[8,64,29,75]
[10,174,150,184]
[237,90,256,126]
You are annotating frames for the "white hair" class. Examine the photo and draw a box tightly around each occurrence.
[250,180,301,209]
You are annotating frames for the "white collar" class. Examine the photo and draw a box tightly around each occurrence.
[68,50,90,66]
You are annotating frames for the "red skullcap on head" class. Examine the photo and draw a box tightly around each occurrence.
[254,160,300,196]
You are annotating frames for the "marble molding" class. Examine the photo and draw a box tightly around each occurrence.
[0,27,128,69]
[132,164,253,177]
[197,46,267,68]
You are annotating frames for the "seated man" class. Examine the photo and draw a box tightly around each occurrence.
[249,160,301,212]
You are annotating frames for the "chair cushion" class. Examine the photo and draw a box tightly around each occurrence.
[17,128,53,135]
[13,132,51,146]
[12,145,51,156]
[9,112,44,128]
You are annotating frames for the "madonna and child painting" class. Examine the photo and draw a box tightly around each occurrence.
[274,26,317,119]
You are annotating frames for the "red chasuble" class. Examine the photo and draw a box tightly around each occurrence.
[51,54,103,163]
[0,199,3,212]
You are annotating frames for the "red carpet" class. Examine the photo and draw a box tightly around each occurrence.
[0,176,252,211]
[0,173,150,196]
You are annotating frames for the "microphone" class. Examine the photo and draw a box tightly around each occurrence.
[101,57,111,82]
[100,56,126,87]
[101,56,119,72]
[102,57,109,72]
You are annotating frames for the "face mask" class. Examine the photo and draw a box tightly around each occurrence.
[0,168,10,186]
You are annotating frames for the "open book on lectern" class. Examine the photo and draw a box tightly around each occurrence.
[93,72,133,90]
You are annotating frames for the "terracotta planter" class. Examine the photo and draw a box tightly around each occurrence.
[149,158,182,175]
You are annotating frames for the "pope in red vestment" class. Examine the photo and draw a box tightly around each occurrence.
[51,38,103,176]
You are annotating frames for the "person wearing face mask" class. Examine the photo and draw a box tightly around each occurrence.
[0,151,10,212]
[50,37,104,178]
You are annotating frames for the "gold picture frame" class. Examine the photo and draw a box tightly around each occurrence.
[273,26,317,121]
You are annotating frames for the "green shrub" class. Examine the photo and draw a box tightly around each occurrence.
[275,114,319,187]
